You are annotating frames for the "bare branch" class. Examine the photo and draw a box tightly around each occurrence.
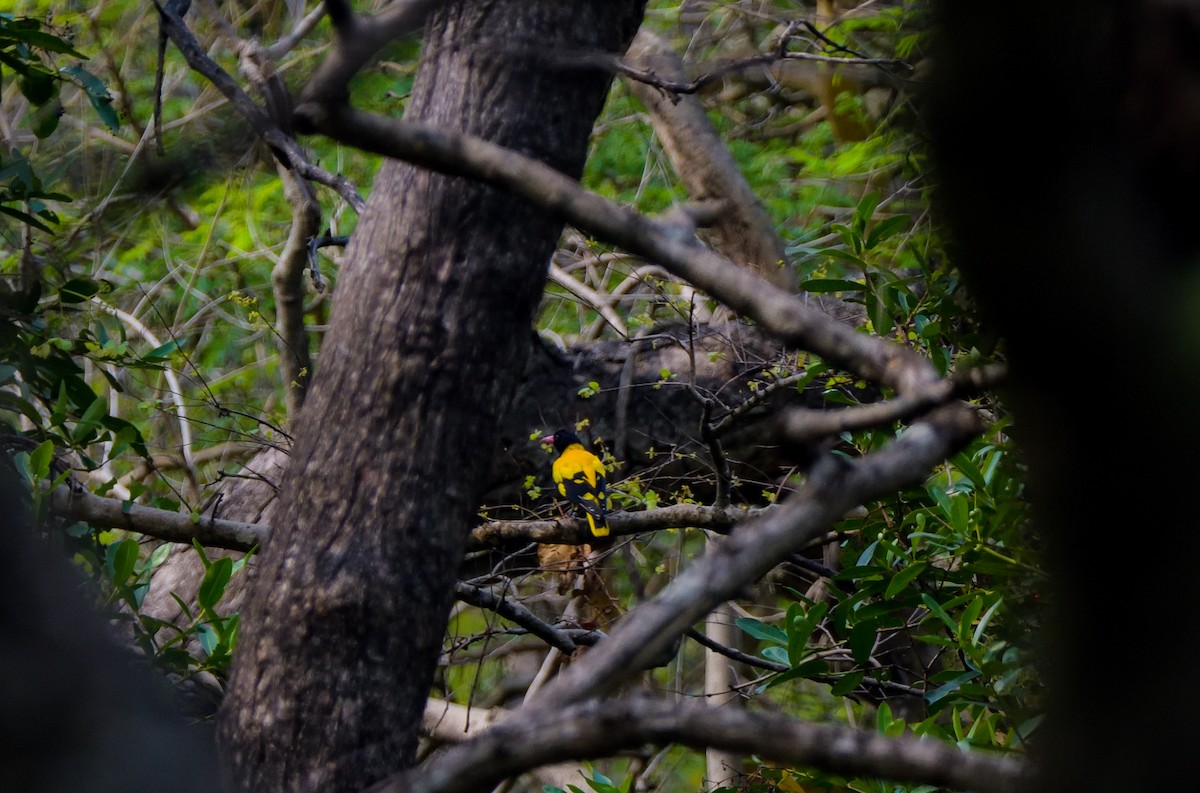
[291,104,938,394]
[453,581,595,655]
[780,362,1007,445]
[44,488,770,553]
[548,263,629,339]
[272,164,322,417]
[685,628,925,698]
[155,3,365,212]
[297,0,450,109]
[468,503,768,548]
[49,484,266,551]
[611,46,906,97]
[379,697,1029,793]
[265,2,330,61]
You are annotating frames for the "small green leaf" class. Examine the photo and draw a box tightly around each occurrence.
[848,620,877,664]
[106,539,139,586]
[973,596,1004,645]
[144,339,180,361]
[2,25,86,57]
[920,593,958,633]
[61,65,120,131]
[958,595,985,643]
[865,214,910,250]
[924,667,981,706]
[853,191,881,238]
[855,539,880,567]
[26,440,55,481]
[735,617,787,645]
[198,556,234,611]
[830,670,864,696]
[823,247,867,268]
[884,561,927,600]
[144,542,174,573]
[761,645,789,665]
[71,394,108,445]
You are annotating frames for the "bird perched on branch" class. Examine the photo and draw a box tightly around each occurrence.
[542,429,609,538]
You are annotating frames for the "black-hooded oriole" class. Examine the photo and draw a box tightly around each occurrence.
[542,429,609,537]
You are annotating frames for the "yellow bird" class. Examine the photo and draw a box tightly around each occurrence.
[542,429,609,537]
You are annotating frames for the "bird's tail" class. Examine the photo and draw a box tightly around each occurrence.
[584,508,609,538]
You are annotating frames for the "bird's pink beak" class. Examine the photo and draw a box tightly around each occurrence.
[540,434,555,445]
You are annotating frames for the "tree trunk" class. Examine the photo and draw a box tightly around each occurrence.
[216,3,646,791]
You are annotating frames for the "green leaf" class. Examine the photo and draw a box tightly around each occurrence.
[761,645,789,666]
[848,620,877,664]
[0,390,40,425]
[855,539,880,567]
[197,623,218,655]
[865,214,911,250]
[822,247,867,268]
[106,539,139,586]
[973,596,1004,645]
[144,339,179,361]
[735,617,787,645]
[144,542,174,573]
[884,561,927,600]
[71,394,108,445]
[63,65,119,131]
[191,538,212,567]
[198,556,234,611]
[950,450,989,491]
[958,595,984,643]
[853,191,881,238]
[830,670,864,696]
[764,657,829,689]
[583,771,620,793]
[0,204,55,232]
[107,421,141,458]
[28,439,54,481]
[920,593,959,633]
[1,24,86,57]
[924,667,981,706]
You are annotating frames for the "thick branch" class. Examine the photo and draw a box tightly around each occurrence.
[291,104,936,394]
[380,698,1029,793]
[469,503,766,547]
[50,484,266,551]
[453,582,587,654]
[45,487,768,552]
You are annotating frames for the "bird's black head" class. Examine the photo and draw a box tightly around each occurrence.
[542,429,582,452]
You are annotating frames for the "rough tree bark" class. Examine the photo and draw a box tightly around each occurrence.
[216,3,647,791]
